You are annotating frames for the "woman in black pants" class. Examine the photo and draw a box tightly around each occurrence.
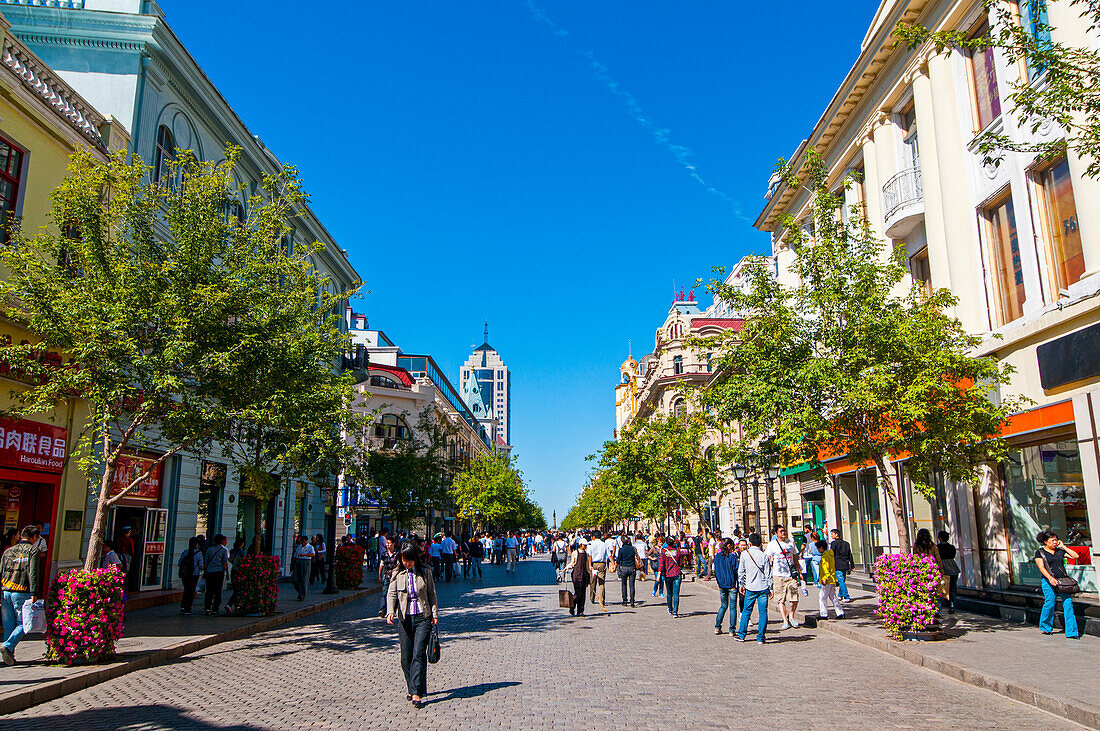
[567,543,593,616]
[616,538,638,607]
[386,546,439,708]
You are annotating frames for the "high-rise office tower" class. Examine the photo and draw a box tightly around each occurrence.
[460,324,511,447]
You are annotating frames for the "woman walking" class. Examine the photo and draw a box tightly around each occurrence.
[565,542,593,616]
[386,545,439,708]
[658,538,683,618]
[648,537,663,598]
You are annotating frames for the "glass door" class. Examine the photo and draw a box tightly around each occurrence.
[140,508,168,590]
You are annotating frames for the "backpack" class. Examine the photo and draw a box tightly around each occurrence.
[179,549,195,579]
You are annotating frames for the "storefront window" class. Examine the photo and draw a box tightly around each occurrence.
[1002,440,1095,593]
[197,461,226,540]
[860,469,885,563]
[905,470,950,539]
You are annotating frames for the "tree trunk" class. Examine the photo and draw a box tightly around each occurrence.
[872,454,911,555]
[253,497,265,555]
[83,454,120,572]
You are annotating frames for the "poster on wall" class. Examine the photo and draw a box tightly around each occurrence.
[109,453,164,503]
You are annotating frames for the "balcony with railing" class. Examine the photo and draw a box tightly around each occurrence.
[882,166,924,238]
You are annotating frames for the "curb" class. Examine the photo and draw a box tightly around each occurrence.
[0,585,381,716]
[813,618,1100,729]
[692,577,1100,729]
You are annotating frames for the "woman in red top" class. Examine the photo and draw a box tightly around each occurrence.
[659,539,683,618]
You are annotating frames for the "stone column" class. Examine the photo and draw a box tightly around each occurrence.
[927,50,986,332]
[860,130,884,242]
[909,57,953,292]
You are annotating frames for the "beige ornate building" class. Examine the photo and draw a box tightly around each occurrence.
[756,0,1099,612]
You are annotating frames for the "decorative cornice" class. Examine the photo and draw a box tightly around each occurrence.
[1,32,106,149]
[14,32,144,53]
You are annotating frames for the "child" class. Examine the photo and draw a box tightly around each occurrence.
[815,539,846,620]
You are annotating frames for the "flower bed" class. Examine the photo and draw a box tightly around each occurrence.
[334,543,365,589]
[46,566,126,665]
[874,553,943,640]
[233,554,280,615]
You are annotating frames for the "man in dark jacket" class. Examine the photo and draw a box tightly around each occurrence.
[712,538,739,634]
[829,529,854,602]
[0,526,41,665]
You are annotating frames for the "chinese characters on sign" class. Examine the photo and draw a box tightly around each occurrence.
[109,453,164,503]
[0,419,67,474]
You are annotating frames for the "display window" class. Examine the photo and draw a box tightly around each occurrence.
[1002,439,1095,593]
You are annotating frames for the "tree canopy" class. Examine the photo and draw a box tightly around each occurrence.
[0,148,357,567]
[450,450,543,531]
[697,151,1021,553]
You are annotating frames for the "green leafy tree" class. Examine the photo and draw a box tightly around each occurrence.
[698,151,1022,554]
[560,471,629,532]
[896,0,1100,176]
[594,411,721,532]
[0,148,357,569]
[450,450,534,530]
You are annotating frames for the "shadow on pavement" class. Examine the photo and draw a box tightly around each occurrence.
[423,681,521,705]
[27,704,266,731]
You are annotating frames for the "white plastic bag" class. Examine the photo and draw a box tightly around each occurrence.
[21,599,46,634]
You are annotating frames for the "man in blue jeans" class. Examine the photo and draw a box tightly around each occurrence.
[829,529,853,602]
[736,532,773,644]
[712,538,739,634]
[0,526,42,665]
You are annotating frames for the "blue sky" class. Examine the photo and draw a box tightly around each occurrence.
[168,0,879,525]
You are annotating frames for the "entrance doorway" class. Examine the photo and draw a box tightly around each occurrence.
[110,506,145,593]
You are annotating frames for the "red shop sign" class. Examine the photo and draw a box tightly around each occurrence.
[0,419,67,474]
[143,541,165,555]
[109,453,164,503]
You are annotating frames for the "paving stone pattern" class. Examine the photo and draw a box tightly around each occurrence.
[8,557,1080,730]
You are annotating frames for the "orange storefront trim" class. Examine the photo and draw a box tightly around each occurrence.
[818,400,1075,475]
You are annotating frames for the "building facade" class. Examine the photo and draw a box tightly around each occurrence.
[342,312,494,538]
[0,0,362,588]
[460,325,512,447]
[0,12,127,584]
[755,0,1099,615]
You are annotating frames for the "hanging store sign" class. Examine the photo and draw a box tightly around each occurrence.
[109,453,164,503]
[0,419,67,474]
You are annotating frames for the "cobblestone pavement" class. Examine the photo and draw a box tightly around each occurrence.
[9,556,1079,730]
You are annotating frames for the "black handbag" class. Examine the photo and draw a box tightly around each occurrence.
[426,625,441,664]
[1056,576,1080,595]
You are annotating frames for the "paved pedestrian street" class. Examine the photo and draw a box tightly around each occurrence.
[10,557,1079,730]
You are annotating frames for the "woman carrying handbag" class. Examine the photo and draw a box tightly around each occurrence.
[386,545,439,708]
[1034,530,1081,640]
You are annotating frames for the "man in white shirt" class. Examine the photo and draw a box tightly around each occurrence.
[292,535,315,601]
[736,532,773,643]
[632,533,648,580]
[441,532,458,582]
[586,530,611,609]
[764,525,802,629]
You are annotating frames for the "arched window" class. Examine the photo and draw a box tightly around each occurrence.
[369,374,400,390]
[673,355,683,375]
[154,125,177,187]
[225,198,245,226]
[375,414,410,441]
[672,397,685,419]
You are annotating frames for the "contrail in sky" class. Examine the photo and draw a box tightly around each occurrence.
[526,0,749,222]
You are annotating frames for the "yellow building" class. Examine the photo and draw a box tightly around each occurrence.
[0,13,126,579]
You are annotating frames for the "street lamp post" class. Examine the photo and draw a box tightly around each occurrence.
[763,465,781,536]
[323,477,339,595]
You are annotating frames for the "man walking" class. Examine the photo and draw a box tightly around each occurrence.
[203,534,230,615]
[736,533,772,643]
[292,534,314,601]
[713,538,738,634]
[815,539,846,619]
[829,528,854,602]
[765,526,802,629]
[693,528,708,580]
[0,526,41,665]
[586,530,610,609]
[441,531,457,582]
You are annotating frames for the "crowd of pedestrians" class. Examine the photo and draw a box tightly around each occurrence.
[551,525,868,644]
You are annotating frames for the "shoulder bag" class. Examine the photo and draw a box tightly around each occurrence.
[1056,576,1080,595]
[426,624,441,664]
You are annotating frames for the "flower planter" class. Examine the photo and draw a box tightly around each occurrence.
[900,628,944,642]
[874,553,945,641]
[233,554,280,615]
[45,566,126,665]
[334,544,364,590]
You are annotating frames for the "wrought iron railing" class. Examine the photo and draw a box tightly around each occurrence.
[882,166,923,223]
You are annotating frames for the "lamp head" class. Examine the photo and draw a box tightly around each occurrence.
[765,466,781,480]
[732,464,747,481]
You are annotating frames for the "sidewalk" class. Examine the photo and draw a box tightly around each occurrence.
[694,574,1099,728]
[0,571,382,715]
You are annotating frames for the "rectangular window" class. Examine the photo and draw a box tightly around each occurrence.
[900,105,919,168]
[983,194,1026,324]
[1037,157,1084,293]
[967,20,1002,131]
[1019,0,1051,80]
[0,136,24,243]
[910,247,933,297]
